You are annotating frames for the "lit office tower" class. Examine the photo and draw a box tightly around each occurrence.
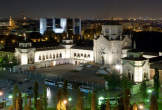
[53,18,67,34]
[67,18,74,35]
[46,19,53,31]
[74,18,81,35]
[40,18,47,35]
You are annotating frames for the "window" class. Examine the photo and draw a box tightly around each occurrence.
[50,54,52,59]
[53,54,55,59]
[43,55,45,60]
[74,53,76,57]
[78,53,80,57]
[46,55,48,59]
[39,56,41,60]
[60,53,62,58]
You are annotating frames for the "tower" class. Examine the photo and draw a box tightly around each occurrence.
[53,18,67,33]
[61,33,74,58]
[8,16,16,30]
[15,34,36,65]
[40,18,47,35]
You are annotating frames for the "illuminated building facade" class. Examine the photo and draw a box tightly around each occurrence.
[14,24,152,82]
[122,51,150,82]
[93,25,132,65]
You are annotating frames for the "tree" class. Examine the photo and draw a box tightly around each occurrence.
[63,80,68,100]
[104,71,121,90]
[118,97,124,110]
[43,85,48,110]
[153,68,160,99]
[132,103,138,110]
[56,89,63,110]
[8,105,14,110]
[1,55,9,68]
[36,96,43,110]
[121,74,133,91]
[24,94,28,110]
[76,89,84,110]
[123,89,131,110]
[33,81,39,108]
[105,99,110,110]
[15,92,23,110]
[140,80,148,101]
[13,84,19,110]
[27,96,32,110]
[91,91,96,110]
[150,95,158,110]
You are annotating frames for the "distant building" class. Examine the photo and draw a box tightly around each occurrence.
[40,18,81,35]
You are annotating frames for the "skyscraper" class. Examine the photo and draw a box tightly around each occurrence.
[40,18,47,35]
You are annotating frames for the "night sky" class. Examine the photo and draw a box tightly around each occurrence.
[0,0,162,18]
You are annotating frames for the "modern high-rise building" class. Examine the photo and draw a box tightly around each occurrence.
[40,18,81,35]
[73,18,81,35]
[53,18,67,34]
[40,18,47,35]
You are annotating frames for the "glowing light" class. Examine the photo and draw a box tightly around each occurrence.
[21,53,28,65]
[63,100,67,104]
[47,87,51,99]
[138,104,144,110]
[115,64,121,70]
[8,95,13,99]
[98,96,104,105]
[68,97,72,102]
[147,89,152,94]
[0,91,3,96]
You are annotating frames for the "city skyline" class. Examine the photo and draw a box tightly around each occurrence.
[0,0,162,18]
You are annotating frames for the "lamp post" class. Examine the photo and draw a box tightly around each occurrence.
[138,104,144,110]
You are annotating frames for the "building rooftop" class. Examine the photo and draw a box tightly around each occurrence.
[122,57,147,61]
[71,46,93,50]
[36,45,65,51]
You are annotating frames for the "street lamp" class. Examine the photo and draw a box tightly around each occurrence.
[68,97,72,102]
[98,96,104,105]
[138,104,144,110]
[0,91,3,96]
[147,88,153,94]
[8,95,13,99]
[63,100,67,105]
